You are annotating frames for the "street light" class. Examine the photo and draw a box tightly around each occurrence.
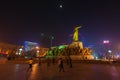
[40,33,54,47]
[108,50,112,53]
[50,36,54,47]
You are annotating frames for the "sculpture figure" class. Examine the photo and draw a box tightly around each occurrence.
[73,26,82,41]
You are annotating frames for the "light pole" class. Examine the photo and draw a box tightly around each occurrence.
[50,36,54,47]
[40,33,54,48]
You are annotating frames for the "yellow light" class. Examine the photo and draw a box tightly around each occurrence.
[35,46,39,49]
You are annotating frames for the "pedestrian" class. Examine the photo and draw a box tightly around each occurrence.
[66,57,69,65]
[38,58,41,66]
[58,58,64,72]
[27,58,33,72]
[52,57,55,65]
[69,57,72,68]
[47,57,50,67]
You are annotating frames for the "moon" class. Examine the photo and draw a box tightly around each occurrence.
[59,4,63,8]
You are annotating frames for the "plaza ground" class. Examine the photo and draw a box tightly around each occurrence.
[0,60,120,80]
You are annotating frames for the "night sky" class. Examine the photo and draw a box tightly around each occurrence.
[0,0,120,47]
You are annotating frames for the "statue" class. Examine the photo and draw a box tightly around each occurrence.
[73,26,82,41]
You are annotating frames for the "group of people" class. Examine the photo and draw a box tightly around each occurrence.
[26,57,72,72]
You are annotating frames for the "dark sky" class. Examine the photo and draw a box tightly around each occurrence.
[0,0,120,47]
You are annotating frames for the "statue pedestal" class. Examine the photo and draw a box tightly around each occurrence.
[81,55,94,60]
[70,55,94,60]
[68,43,94,60]
[69,41,83,49]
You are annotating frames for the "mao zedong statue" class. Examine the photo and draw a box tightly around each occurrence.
[73,26,82,42]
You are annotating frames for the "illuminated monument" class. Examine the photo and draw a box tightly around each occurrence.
[69,26,83,49]
[69,26,94,60]
[46,26,94,60]
[73,26,81,41]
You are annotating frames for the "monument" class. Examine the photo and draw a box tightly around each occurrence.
[73,26,81,41]
[69,26,94,60]
[46,26,94,60]
[69,26,83,49]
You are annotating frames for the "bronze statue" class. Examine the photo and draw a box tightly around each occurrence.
[73,26,82,41]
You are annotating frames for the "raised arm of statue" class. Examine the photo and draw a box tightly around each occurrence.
[73,26,82,41]
[74,26,81,30]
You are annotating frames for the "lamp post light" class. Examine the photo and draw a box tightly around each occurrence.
[40,33,54,48]
[108,50,112,53]
[50,36,54,47]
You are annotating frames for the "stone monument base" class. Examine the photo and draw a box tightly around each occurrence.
[70,55,94,60]
[69,41,83,49]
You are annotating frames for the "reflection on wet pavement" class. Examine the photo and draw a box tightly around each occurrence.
[0,63,120,80]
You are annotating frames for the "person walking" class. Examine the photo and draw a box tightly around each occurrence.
[38,58,42,66]
[69,57,72,68]
[27,58,33,72]
[58,58,64,72]
[47,57,50,67]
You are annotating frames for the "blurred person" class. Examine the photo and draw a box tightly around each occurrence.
[27,58,33,72]
[69,57,72,68]
[38,58,42,66]
[58,58,64,72]
[47,57,50,67]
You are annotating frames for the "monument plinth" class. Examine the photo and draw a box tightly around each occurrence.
[69,41,83,49]
[69,26,94,60]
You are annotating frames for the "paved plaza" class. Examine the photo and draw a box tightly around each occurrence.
[0,61,120,80]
